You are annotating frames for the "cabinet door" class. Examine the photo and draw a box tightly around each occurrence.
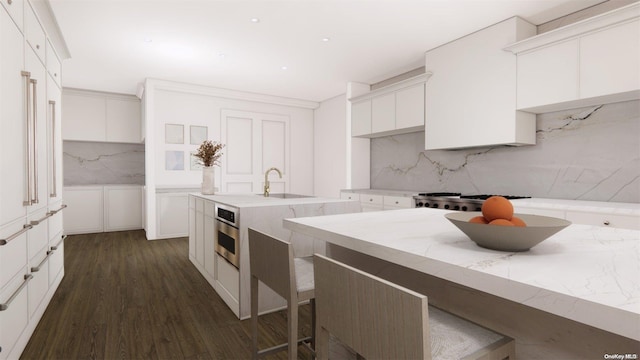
[565,211,640,230]
[47,75,62,203]
[25,46,48,214]
[383,195,412,210]
[28,247,50,318]
[48,234,64,285]
[106,97,141,143]
[517,40,579,110]
[371,93,395,134]
[62,92,106,141]
[580,20,640,99]
[0,9,27,226]
[188,205,196,259]
[1,0,24,31]
[24,1,45,63]
[45,40,61,87]
[0,220,28,290]
[156,193,189,238]
[0,271,30,359]
[63,187,104,235]
[195,199,204,267]
[204,213,215,278]
[395,84,424,130]
[104,186,142,231]
[340,192,360,201]
[351,99,371,137]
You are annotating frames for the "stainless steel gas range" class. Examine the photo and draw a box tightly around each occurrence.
[413,192,530,211]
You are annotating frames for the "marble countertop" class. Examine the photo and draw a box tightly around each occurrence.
[511,198,640,216]
[283,208,640,340]
[341,188,420,197]
[190,193,357,208]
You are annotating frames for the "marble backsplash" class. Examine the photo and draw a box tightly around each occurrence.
[64,141,145,185]
[371,100,640,203]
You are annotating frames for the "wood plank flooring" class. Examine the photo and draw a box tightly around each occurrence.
[20,230,313,359]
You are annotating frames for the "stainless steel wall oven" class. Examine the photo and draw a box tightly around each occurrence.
[215,203,239,268]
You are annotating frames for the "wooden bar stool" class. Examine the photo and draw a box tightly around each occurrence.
[248,228,315,360]
[314,254,516,360]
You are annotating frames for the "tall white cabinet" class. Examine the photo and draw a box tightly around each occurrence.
[0,1,66,359]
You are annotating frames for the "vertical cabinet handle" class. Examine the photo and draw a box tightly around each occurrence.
[49,100,57,198]
[21,71,32,206]
[30,79,39,204]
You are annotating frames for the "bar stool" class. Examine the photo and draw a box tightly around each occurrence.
[248,228,315,360]
[314,254,516,360]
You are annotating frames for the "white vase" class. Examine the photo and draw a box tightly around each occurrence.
[202,166,215,195]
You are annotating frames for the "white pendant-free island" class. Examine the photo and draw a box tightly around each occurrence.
[283,207,640,359]
[188,193,361,319]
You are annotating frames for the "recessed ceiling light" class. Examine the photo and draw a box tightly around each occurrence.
[281,66,288,70]
[218,53,226,58]
[251,17,260,23]
[322,37,330,42]
[143,38,153,43]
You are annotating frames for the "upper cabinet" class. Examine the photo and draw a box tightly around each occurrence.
[424,17,537,150]
[350,74,428,138]
[505,3,640,113]
[62,89,142,143]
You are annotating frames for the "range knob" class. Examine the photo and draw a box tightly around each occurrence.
[461,206,468,211]
[453,205,460,210]
[416,202,424,207]
[431,203,439,208]
[444,204,450,209]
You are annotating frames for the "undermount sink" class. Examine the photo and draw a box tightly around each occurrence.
[263,193,313,199]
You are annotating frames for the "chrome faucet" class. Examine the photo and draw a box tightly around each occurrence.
[263,167,282,197]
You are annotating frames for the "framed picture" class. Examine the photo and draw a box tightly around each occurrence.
[165,151,184,170]
[190,125,208,145]
[165,124,184,144]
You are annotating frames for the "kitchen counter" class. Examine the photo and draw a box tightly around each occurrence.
[191,192,354,208]
[283,208,640,342]
[340,188,420,197]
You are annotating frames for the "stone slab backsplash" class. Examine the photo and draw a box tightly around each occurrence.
[64,141,145,185]
[371,100,640,203]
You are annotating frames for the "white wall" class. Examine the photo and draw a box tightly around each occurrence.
[313,94,347,198]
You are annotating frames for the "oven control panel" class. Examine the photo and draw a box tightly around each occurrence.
[215,203,239,227]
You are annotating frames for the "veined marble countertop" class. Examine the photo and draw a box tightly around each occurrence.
[511,198,640,216]
[283,208,640,341]
[341,188,420,197]
[191,193,356,208]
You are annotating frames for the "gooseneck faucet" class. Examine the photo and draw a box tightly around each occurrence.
[263,167,282,197]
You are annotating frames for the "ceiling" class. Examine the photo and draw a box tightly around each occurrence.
[49,0,605,103]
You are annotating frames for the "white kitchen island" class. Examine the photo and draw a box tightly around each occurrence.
[188,193,361,319]
[284,208,640,358]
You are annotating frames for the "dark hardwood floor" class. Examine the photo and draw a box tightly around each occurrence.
[20,230,313,359]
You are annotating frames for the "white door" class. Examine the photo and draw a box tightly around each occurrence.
[220,110,290,194]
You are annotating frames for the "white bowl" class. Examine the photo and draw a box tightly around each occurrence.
[445,212,571,252]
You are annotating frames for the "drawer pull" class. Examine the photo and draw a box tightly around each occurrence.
[0,274,33,311]
[30,211,53,226]
[31,251,53,272]
[369,199,373,202]
[51,234,66,250]
[48,204,68,216]
[0,224,33,246]
[603,220,610,226]
[395,201,399,204]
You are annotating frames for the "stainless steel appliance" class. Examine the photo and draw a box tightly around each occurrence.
[413,193,530,211]
[215,203,239,268]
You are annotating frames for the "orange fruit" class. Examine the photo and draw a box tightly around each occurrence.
[481,196,514,222]
[469,216,488,224]
[510,216,527,227]
[489,219,515,226]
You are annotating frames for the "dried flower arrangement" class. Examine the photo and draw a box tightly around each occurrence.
[194,140,225,167]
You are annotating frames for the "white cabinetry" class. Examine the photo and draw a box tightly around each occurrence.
[505,3,640,113]
[424,17,536,150]
[104,185,143,232]
[64,185,143,234]
[156,192,189,238]
[62,89,142,143]
[350,74,427,138]
[188,196,216,279]
[341,191,413,212]
[359,194,383,212]
[0,2,66,358]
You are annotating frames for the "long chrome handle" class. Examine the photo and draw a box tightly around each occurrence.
[0,274,33,311]
[51,234,66,250]
[31,251,52,272]
[0,224,33,246]
[49,100,57,198]
[22,71,32,206]
[31,78,39,204]
[30,212,53,226]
